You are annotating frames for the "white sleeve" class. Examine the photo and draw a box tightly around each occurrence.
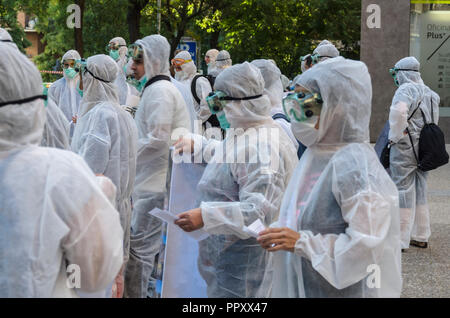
[388,101,409,143]
[55,156,123,293]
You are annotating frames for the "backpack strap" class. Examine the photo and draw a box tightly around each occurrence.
[272,113,291,123]
[142,75,171,93]
[408,100,422,121]
[191,74,203,104]
[406,127,419,166]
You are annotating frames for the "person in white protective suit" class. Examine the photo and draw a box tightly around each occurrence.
[257,57,402,298]
[41,95,71,150]
[173,50,213,128]
[388,57,440,250]
[0,27,18,49]
[312,40,339,63]
[205,49,219,75]
[0,42,124,298]
[251,59,299,150]
[124,35,192,298]
[173,62,298,298]
[71,54,138,297]
[209,50,232,77]
[107,37,140,106]
[47,49,83,138]
[0,28,71,150]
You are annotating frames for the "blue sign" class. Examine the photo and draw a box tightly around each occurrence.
[177,41,197,65]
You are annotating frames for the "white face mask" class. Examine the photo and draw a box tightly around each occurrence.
[291,116,319,147]
[174,70,183,81]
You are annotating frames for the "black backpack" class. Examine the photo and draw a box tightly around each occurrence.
[190,74,221,130]
[191,74,216,104]
[407,98,449,171]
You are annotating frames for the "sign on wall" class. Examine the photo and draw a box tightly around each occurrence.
[418,11,450,108]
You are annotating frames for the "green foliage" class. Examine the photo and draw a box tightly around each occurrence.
[0,0,31,52]
[2,0,361,81]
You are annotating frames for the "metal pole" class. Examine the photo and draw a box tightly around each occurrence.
[157,0,161,34]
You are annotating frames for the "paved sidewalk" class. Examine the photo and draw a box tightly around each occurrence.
[401,146,450,298]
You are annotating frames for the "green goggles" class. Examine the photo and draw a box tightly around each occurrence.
[282,92,323,122]
[389,68,419,77]
[206,91,263,114]
[128,43,144,63]
[106,42,126,52]
[74,59,87,73]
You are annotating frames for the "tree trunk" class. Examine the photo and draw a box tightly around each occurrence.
[74,0,85,56]
[127,0,144,43]
[210,29,221,49]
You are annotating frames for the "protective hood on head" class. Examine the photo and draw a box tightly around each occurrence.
[136,34,171,80]
[62,49,81,81]
[206,49,219,75]
[394,56,423,86]
[0,43,46,151]
[0,28,18,49]
[214,62,272,129]
[110,37,128,68]
[281,74,290,91]
[294,56,372,146]
[317,39,332,47]
[174,50,197,82]
[216,50,232,69]
[79,54,120,116]
[251,59,284,108]
[313,43,339,62]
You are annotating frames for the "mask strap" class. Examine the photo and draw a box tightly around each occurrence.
[0,95,47,108]
[1,40,13,43]
[85,68,111,83]
[224,94,263,101]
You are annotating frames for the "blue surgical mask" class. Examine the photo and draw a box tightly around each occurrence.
[110,50,120,61]
[217,111,230,130]
[64,67,78,79]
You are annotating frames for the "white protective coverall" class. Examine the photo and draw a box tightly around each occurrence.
[124,35,192,298]
[251,59,299,149]
[109,37,140,106]
[209,50,232,77]
[0,43,123,298]
[174,50,213,125]
[206,48,219,75]
[47,49,82,138]
[71,54,138,267]
[388,57,440,248]
[267,57,402,298]
[192,62,298,297]
[41,96,71,150]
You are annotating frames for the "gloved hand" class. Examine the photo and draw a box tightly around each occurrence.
[174,136,194,155]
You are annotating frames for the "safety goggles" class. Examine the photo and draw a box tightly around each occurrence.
[282,92,323,122]
[171,58,192,71]
[62,59,76,69]
[106,42,126,52]
[74,59,111,83]
[206,91,263,114]
[389,68,419,78]
[128,43,144,63]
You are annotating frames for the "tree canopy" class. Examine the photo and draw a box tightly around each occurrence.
[1,0,361,81]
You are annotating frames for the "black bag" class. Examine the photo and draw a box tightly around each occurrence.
[191,74,221,131]
[407,98,449,172]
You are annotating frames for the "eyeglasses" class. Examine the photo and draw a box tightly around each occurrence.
[106,42,126,52]
[389,68,419,78]
[62,59,76,69]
